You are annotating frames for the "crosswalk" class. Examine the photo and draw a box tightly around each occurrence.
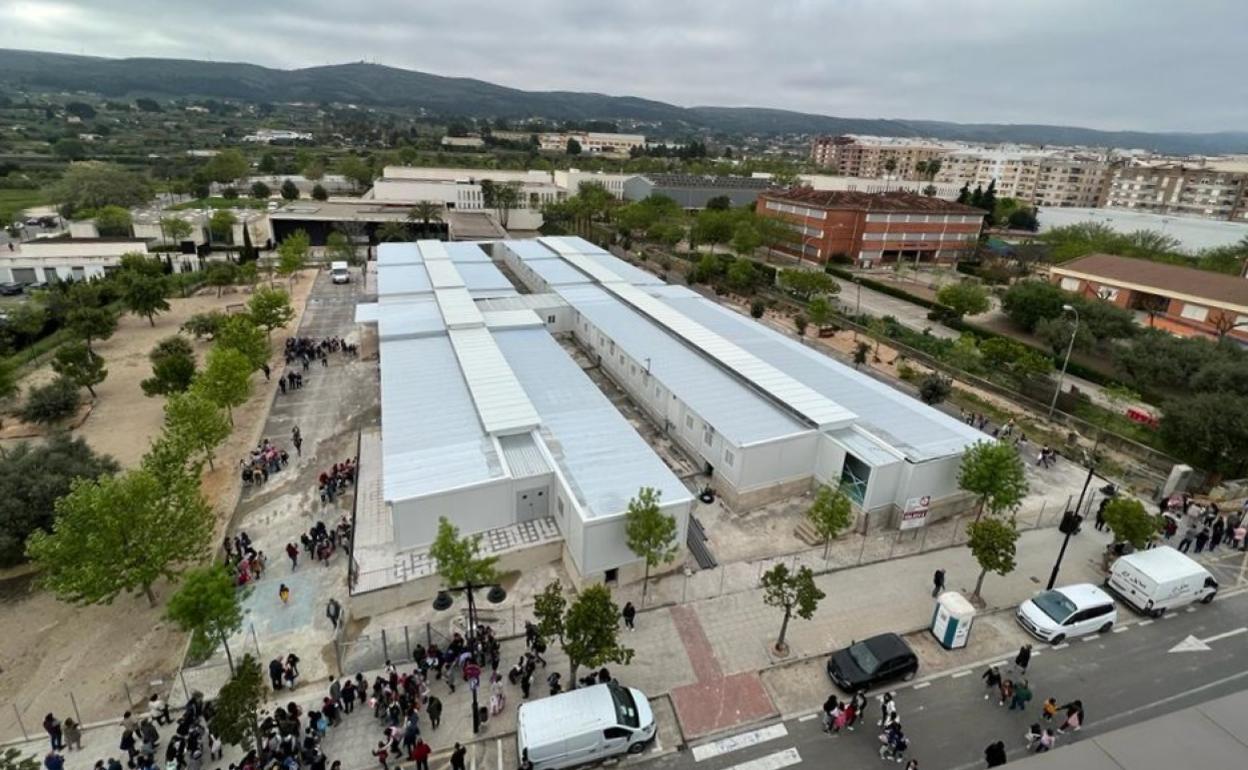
[690,724,802,770]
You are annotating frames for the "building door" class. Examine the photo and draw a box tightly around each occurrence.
[516,487,550,522]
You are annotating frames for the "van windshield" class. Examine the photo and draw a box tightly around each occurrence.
[1031,590,1076,623]
[609,685,639,728]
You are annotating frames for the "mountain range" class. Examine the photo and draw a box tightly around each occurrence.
[3,48,1247,156]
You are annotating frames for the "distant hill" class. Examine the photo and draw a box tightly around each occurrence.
[2,48,1246,155]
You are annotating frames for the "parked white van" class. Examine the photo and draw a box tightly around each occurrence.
[1017,583,1117,644]
[330,261,350,284]
[1106,546,1217,617]
[517,683,655,770]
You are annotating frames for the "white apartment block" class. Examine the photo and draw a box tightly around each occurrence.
[809,135,955,179]
[1102,163,1248,221]
[538,131,646,156]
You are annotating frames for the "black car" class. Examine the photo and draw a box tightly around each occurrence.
[826,633,919,691]
[0,282,23,296]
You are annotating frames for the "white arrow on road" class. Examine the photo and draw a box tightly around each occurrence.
[1168,626,1246,653]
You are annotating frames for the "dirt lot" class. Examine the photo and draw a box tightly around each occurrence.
[0,272,315,740]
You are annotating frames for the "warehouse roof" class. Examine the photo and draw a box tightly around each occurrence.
[527,258,595,287]
[501,239,562,262]
[1052,253,1248,310]
[636,174,779,190]
[655,292,984,461]
[762,188,985,214]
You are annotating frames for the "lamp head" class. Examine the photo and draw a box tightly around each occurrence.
[432,590,453,612]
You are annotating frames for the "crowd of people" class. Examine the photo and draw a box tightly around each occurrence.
[241,439,291,487]
[978,645,1086,767]
[818,689,914,765]
[318,460,356,505]
[287,516,352,569]
[284,336,358,369]
[222,531,268,587]
[1157,495,1248,553]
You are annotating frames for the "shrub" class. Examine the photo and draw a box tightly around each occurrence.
[750,299,765,319]
[20,376,82,424]
[794,314,808,335]
[918,373,952,405]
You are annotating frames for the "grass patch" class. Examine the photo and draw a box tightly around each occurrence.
[0,188,50,216]
[170,197,266,211]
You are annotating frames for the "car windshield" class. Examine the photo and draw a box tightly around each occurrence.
[609,684,639,728]
[848,642,881,675]
[1031,590,1077,623]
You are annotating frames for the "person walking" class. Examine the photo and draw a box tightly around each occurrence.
[849,691,868,731]
[286,542,299,570]
[984,740,1007,767]
[44,750,64,770]
[450,744,467,770]
[426,695,442,729]
[622,601,636,630]
[279,583,291,604]
[1041,697,1059,723]
[932,568,946,597]
[1014,644,1033,676]
[42,714,64,751]
[62,719,82,751]
[981,665,1002,700]
[412,739,430,770]
[1009,679,1033,711]
[292,427,303,457]
[372,742,389,770]
[1178,527,1195,553]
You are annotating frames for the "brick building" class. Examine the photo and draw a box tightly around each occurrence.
[1050,253,1248,341]
[756,189,985,267]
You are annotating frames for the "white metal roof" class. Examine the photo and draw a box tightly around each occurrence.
[574,251,665,286]
[556,285,806,445]
[606,282,856,430]
[417,240,450,261]
[497,432,552,478]
[658,293,985,461]
[424,259,466,289]
[354,302,382,323]
[483,309,545,329]
[474,293,568,312]
[827,426,905,467]
[448,326,541,435]
[434,288,485,329]
[561,252,628,285]
[376,263,431,297]
[527,258,595,287]
[496,328,692,517]
[376,298,446,341]
[502,240,561,262]
[442,242,493,262]
[378,336,502,501]
[455,262,517,295]
[376,243,423,266]
[537,235,581,256]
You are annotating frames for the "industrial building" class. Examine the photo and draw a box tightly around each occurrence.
[622,174,778,209]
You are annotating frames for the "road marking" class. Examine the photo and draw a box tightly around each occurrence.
[1112,626,1128,633]
[496,738,502,770]
[1052,643,1069,650]
[797,714,817,722]
[724,748,801,770]
[1160,613,1176,619]
[1202,627,1247,644]
[1186,606,1197,613]
[912,682,931,689]
[692,724,788,762]
[951,670,972,678]
[1138,619,1154,626]
[1082,635,1100,642]
[1169,635,1211,653]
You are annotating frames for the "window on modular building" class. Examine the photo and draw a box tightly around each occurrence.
[840,454,871,505]
[723,449,735,467]
[548,315,556,324]
[703,425,714,446]
[686,415,694,430]
[1180,304,1209,322]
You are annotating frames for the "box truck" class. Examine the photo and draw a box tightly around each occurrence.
[517,683,655,770]
[1106,545,1217,617]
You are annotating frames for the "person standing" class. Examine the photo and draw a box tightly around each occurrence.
[279,583,291,604]
[292,427,303,457]
[622,602,636,630]
[981,665,1002,700]
[62,719,82,751]
[412,739,431,770]
[932,569,946,597]
[426,695,442,729]
[849,691,868,731]
[984,740,1007,767]
[1015,644,1032,676]
[450,744,467,770]
[1009,680,1032,711]
[44,750,64,770]
[42,714,63,751]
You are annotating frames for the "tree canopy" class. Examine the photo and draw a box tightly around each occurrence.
[166,564,245,671]
[49,161,152,216]
[247,287,295,338]
[562,584,634,686]
[936,282,991,318]
[194,346,253,422]
[51,340,108,397]
[429,516,499,587]
[164,389,232,470]
[958,440,1029,519]
[215,315,270,371]
[760,563,824,653]
[210,655,266,752]
[966,517,1019,601]
[1101,498,1160,550]
[624,487,678,600]
[141,335,197,396]
[806,486,853,558]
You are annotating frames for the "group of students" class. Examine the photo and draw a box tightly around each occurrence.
[223,531,268,587]
[818,689,913,764]
[286,517,350,570]
[1160,496,1248,553]
[240,439,291,487]
[980,646,1085,766]
[318,460,357,505]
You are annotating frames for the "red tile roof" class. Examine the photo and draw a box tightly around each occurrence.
[762,188,986,214]
[1053,253,1248,308]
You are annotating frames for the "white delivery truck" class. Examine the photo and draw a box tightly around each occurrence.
[517,683,655,770]
[1106,545,1217,616]
[330,261,350,284]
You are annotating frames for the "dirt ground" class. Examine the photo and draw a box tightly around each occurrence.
[0,272,316,741]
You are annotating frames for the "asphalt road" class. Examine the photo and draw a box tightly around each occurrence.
[647,588,1248,770]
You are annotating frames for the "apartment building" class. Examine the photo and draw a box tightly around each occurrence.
[757,189,985,267]
[810,135,952,179]
[1031,157,1112,208]
[1102,164,1248,221]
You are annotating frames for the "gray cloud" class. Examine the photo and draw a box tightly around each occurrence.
[0,0,1244,132]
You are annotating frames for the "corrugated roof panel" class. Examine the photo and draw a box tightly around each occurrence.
[434,288,485,329]
[456,262,516,295]
[376,243,423,266]
[827,427,904,467]
[576,251,664,286]
[379,336,501,501]
[660,293,985,461]
[606,283,856,429]
[483,309,545,329]
[418,240,450,261]
[475,293,568,312]
[448,326,541,435]
[376,263,432,297]
[556,285,805,445]
[561,252,626,284]
[355,302,382,323]
[425,259,466,289]
[502,240,561,262]
[528,258,594,286]
[496,328,692,518]
[443,242,492,262]
[377,298,445,341]
[538,236,579,256]
[497,432,552,478]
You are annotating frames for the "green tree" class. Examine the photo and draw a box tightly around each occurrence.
[160,216,193,245]
[166,564,245,671]
[249,181,271,199]
[19,376,81,424]
[0,358,16,405]
[958,440,1029,520]
[429,516,499,587]
[562,584,633,687]
[566,137,582,155]
[48,161,152,216]
[182,310,226,339]
[532,579,567,649]
[1000,281,1069,332]
[966,517,1019,602]
[277,230,310,281]
[194,346,252,423]
[407,201,444,237]
[793,313,808,335]
[326,231,356,266]
[731,221,763,259]
[705,195,731,211]
[209,654,266,752]
[624,487,678,601]
[1159,393,1248,477]
[853,341,870,368]
[66,305,117,352]
[338,155,375,191]
[725,258,758,293]
[310,183,327,201]
[25,464,211,606]
[760,563,824,654]
[142,335,197,396]
[205,149,249,184]
[0,435,118,567]
[205,262,239,297]
[164,389,231,470]
[121,272,170,326]
[280,179,300,200]
[1007,208,1039,231]
[53,137,87,160]
[51,340,107,397]
[94,205,133,236]
[807,486,853,558]
[750,299,766,319]
[215,315,270,372]
[209,210,237,243]
[1101,498,1159,551]
[247,287,295,339]
[303,158,326,181]
[778,268,839,300]
[936,282,991,318]
[377,221,410,242]
[807,296,832,330]
[918,373,952,405]
[1,747,40,770]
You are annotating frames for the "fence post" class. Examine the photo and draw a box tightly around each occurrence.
[69,691,82,725]
[381,629,389,662]
[250,623,260,657]
[13,703,28,740]
[425,622,432,648]
[123,682,134,709]
[511,605,517,637]
[334,635,344,678]
[404,626,411,661]
[179,670,191,702]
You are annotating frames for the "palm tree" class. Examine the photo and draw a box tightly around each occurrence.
[377,221,410,242]
[406,201,444,239]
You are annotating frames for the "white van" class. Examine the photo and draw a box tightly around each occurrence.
[517,683,655,770]
[1106,546,1217,617]
[330,261,350,284]
[1017,583,1117,644]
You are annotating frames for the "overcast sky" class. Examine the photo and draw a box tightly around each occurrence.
[1,0,1245,133]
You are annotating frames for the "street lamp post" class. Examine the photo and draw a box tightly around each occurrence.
[432,581,507,734]
[1045,432,1102,590]
[1047,304,1079,419]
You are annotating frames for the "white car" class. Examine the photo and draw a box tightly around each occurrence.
[1017,583,1117,644]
